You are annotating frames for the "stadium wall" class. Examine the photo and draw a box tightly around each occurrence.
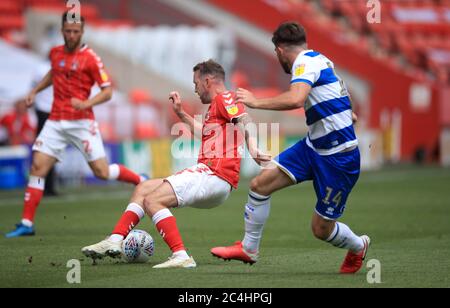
[0,130,381,190]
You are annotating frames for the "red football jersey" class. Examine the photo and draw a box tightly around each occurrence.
[0,112,35,145]
[48,44,111,121]
[197,91,247,189]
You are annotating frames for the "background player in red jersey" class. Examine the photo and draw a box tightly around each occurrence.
[82,59,270,268]
[5,12,146,238]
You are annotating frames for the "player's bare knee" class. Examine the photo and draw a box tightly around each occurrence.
[311,223,331,241]
[134,182,146,196]
[30,161,47,177]
[130,183,149,204]
[30,162,40,175]
[93,166,109,180]
[250,177,269,196]
[143,196,157,215]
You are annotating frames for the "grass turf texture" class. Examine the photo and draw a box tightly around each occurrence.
[0,165,449,288]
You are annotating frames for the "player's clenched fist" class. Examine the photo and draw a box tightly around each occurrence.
[71,98,87,110]
[169,91,182,114]
[25,91,36,107]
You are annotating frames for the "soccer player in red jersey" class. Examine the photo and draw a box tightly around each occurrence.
[211,22,369,274]
[82,60,270,268]
[0,99,36,146]
[6,12,145,238]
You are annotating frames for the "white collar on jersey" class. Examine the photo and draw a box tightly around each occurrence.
[79,44,88,52]
[298,49,314,57]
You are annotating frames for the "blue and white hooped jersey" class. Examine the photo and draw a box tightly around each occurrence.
[291,50,358,155]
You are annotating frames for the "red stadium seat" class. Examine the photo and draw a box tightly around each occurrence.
[134,123,159,140]
[0,1,22,15]
[88,19,135,29]
[320,0,337,14]
[0,16,24,33]
[28,2,99,21]
[129,88,152,105]
[99,122,118,143]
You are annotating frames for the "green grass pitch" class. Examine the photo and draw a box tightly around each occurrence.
[0,165,449,288]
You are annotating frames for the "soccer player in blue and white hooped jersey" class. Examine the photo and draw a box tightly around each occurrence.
[211,22,370,274]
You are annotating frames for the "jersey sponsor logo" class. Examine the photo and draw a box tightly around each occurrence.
[225,104,239,115]
[294,64,305,77]
[223,93,232,99]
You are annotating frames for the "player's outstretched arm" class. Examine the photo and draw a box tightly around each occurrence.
[25,70,53,107]
[170,91,203,138]
[234,114,271,166]
[237,82,310,111]
[71,86,112,110]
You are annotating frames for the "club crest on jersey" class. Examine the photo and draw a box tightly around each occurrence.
[100,69,109,82]
[294,64,305,77]
[225,105,239,115]
[224,98,234,105]
[59,60,65,67]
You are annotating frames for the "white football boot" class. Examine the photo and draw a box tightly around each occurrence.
[153,255,197,269]
[82,238,122,259]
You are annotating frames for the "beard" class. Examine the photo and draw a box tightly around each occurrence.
[64,37,81,52]
[199,92,211,104]
[280,58,291,74]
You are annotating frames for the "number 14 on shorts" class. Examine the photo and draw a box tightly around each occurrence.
[322,187,342,207]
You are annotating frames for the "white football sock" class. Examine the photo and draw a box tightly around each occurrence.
[21,219,33,227]
[326,222,364,253]
[109,234,124,242]
[108,164,120,180]
[242,190,271,253]
[125,203,145,219]
[28,176,45,190]
[173,250,189,260]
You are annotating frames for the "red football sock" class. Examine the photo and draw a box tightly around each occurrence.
[111,203,145,237]
[155,216,185,253]
[112,211,140,237]
[22,187,44,223]
[117,165,141,185]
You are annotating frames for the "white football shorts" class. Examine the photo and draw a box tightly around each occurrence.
[165,163,232,209]
[32,119,106,162]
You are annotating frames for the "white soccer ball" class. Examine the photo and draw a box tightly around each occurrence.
[121,230,155,263]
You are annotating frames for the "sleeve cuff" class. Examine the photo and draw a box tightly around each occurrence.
[100,82,111,88]
[230,112,248,123]
[290,79,313,86]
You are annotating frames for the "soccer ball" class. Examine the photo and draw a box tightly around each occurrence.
[121,230,155,263]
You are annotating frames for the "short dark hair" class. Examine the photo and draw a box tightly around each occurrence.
[193,59,225,81]
[272,22,306,47]
[62,11,85,27]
